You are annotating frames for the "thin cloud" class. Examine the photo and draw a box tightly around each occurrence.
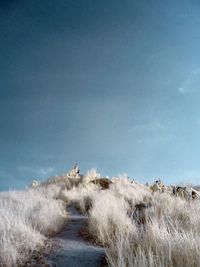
[179,68,200,94]
[178,87,186,94]
[0,170,13,179]
[39,167,54,176]
[17,166,54,177]
[129,119,165,134]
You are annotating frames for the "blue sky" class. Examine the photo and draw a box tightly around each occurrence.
[1,0,200,190]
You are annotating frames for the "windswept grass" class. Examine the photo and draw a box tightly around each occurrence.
[86,178,200,267]
[0,184,67,266]
[1,167,200,267]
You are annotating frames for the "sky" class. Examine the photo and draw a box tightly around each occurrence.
[1,0,200,190]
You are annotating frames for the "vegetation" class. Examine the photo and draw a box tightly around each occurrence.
[0,184,67,266]
[62,169,200,267]
[1,165,200,267]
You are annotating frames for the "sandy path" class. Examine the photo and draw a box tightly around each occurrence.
[47,205,105,267]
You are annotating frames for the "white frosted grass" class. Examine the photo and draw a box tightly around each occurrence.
[85,178,200,267]
[88,190,133,245]
[2,170,200,267]
[0,185,67,266]
[61,183,100,213]
[81,168,101,183]
[110,178,152,206]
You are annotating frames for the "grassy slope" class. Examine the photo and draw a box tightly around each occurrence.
[63,176,200,267]
[1,169,200,267]
[0,181,69,266]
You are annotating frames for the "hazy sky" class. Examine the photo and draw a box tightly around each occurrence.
[1,0,200,190]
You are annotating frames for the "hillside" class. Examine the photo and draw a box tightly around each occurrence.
[1,165,200,267]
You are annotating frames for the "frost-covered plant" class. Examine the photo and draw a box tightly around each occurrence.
[0,185,67,266]
[81,168,101,183]
[88,190,132,245]
[85,176,200,267]
[61,183,100,212]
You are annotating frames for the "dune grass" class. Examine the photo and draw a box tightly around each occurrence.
[50,172,200,266]
[1,168,200,267]
[0,183,67,266]
[86,178,200,267]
